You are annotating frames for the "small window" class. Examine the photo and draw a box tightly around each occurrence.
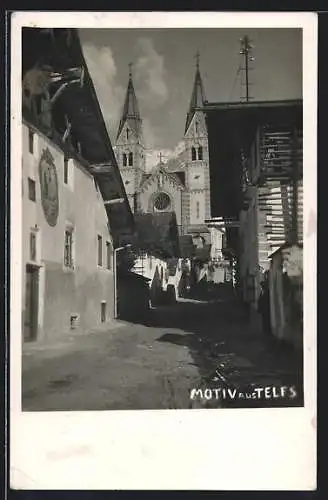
[126,128,129,140]
[198,146,203,161]
[101,302,106,323]
[191,147,196,161]
[196,201,200,219]
[28,178,36,201]
[28,129,34,154]
[64,229,74,268]
[106,241,112,269]
[64,157,69,184]
[123,153,127,167]
[30,232,36,261]
[128,152,133,166]
[195,121,199,134]
[98,235,102,266]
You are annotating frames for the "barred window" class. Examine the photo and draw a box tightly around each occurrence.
[128,152,133,166]
[198,146,203,160]
[191,147,197,161]
[123,153,127,167]
[64,229,74,268]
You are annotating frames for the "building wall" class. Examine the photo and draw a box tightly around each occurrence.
[22,122,115,342]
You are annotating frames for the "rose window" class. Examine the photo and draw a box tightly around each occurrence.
[153,192,171,211]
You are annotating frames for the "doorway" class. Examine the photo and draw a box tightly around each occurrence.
[24,264,39,341]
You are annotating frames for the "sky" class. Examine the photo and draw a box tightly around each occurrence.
[79,28,302,169]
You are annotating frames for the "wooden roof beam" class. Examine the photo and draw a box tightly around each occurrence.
[89,163,114,174]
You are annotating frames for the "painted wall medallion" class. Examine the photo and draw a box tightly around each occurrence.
[39,148,59,226]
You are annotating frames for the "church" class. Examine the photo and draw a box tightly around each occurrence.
[113,57,212,246]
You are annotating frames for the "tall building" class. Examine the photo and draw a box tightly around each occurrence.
[114,64,146,212]
[114,57,211,245]
[21,28,134,342]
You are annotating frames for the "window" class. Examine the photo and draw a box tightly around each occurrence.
[123,153,127,167]
[128,152,133,166]
[64,157,69,184]
[97,235,102,266]
[153,192,171,211]
[195,121,199,134]
[126,128,129,140]
[196,201,200,219]
[191,146,196,161]
[106,241,112,269]
[198,146,203,161]
[28,178,36,201]
[101,301,107,323]
[64,229,74,268]
[30,232,36,261]
[28,129,34,154]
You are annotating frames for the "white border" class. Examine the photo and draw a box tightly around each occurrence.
[10,12,317,490]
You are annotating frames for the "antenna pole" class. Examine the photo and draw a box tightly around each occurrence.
[240,36,254,102]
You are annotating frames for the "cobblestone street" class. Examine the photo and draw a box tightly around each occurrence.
[22,284,303,411]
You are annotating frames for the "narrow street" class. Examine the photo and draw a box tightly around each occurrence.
[22,284,303,411]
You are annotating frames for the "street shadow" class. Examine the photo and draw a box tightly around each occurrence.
[152,284,304,408]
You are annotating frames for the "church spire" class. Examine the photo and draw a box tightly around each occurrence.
[116,63,142,140]
[185,51,206,133]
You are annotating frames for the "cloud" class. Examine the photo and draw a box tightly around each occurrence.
[81,42,125,141]
[135,37,168,107]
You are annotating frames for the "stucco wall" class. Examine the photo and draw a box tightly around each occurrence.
[22,122,115,341]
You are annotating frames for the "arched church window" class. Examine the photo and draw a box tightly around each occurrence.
[123,153,127,167]
[198,146,203,160]
[128,152,133,166]
[191,147,197,161]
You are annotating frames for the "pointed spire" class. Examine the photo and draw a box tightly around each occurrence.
[185,52,206,133]
[116,63,142,140]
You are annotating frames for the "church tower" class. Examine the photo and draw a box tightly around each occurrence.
[115,64,146,212]
[183,53,211,237]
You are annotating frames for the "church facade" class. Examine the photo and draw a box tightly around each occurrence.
[113,60,211,244]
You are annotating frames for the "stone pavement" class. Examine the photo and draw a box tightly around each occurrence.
[22,284,303,411]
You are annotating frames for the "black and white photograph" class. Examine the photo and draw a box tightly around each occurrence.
[10,11,317,490]
[20,24,305,411]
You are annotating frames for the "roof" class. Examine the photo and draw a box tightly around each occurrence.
[201,98,302,113]
[118,269,151,283]
[22,28,134,242]
[268,241,303,259]
[185,66,206,133]
[116,71,142,140]
[134,212,181,258]
[140,164,185,190]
